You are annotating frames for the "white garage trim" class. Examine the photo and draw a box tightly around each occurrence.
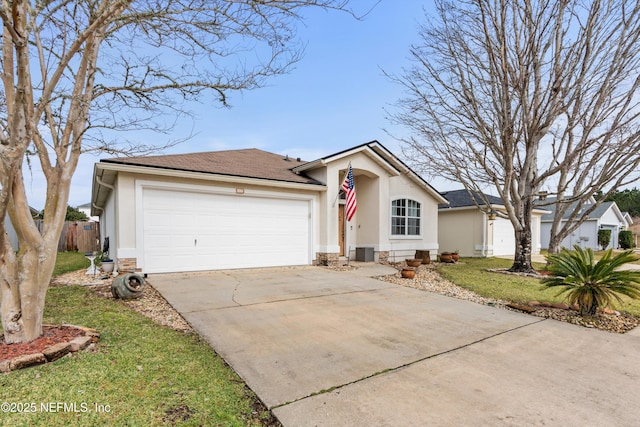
[135,180,316,273]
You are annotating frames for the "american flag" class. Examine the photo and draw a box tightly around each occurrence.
[341,163,357,221]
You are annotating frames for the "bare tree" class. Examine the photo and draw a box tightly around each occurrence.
[389,0,640,272]
[0,0,362,344]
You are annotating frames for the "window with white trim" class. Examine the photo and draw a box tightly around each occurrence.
[391,199,421,236]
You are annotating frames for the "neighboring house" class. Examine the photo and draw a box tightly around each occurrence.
[622,212,634,229]
[539,198,630,250]
[5,207,40,250]
[77,202,99,222]
[438,189,547,257]
[627,217,640,248]
[5,214,19,250]
[91,141,448,274]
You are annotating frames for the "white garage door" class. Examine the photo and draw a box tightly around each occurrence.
[142,188,311,273]
[492,217,516,256]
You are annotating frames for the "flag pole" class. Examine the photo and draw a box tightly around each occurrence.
[332,163,350,207]
[339,162,355,266]
[332,189,341,208]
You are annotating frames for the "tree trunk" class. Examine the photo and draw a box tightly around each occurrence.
[547,234,563,255]
[0,248,22,343]
[509,197,536,273]
[1,246,57,343]
[510,226,536,273]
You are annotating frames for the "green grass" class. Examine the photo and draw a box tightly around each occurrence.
[1,255,274,426]
[53,252,90,277]
[593,249,640,265]
[437,257,640,317]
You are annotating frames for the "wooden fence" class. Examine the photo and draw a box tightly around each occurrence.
[35,220,100,253]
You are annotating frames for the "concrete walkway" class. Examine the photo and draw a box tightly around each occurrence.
[150,264,640,426]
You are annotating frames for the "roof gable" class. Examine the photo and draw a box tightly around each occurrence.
[100,149,321,185]
[293,140,448,204]
[538,198,621,222]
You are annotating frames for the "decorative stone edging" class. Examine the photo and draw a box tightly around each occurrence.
[0,324,100,373]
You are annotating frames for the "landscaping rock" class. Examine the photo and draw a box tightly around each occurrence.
[69,336,93,352]
[64,324,101,342]
[43,342,72,362]
[506,303,536,313]
[10,353,47,370]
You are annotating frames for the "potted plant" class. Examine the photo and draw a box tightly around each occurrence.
[101,258,115,274]
[415,250,431,264]
[401,267,416,279]
[97,251,115,274]
[439,252,453,263]
[405,258,422,267]
[451,250,460,262]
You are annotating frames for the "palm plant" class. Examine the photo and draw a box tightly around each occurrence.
[542,245,640,316]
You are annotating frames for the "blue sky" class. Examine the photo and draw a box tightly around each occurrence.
[26,0,460,210]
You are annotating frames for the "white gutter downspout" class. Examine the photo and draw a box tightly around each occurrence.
[93,176,115,213]
[96,176,115,190]
[481,211,487,257]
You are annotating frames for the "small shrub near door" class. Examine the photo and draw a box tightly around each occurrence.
[598,229,611,250]
[619,230,634,249]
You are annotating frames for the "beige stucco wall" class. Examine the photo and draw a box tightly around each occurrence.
[354,174,380,246]
[386,174,440,260]
[439,208,544,258]
[114,173,136,251]
[438,209,484,257]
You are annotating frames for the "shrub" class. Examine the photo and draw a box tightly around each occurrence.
[619,230,634,249]
[542,245,640,316]
[597,229,611,250]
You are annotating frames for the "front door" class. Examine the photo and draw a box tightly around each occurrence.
[338,204,345,256]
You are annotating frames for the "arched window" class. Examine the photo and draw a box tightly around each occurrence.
[391,199,421,236]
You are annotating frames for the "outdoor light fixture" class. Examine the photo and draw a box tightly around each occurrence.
[487,210,497,221]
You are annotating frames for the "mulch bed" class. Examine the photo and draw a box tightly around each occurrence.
[0,325,86,362]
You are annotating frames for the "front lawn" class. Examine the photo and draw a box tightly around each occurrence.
[437,257,640,317]
[0,254,275,426]
[53,251,90,277]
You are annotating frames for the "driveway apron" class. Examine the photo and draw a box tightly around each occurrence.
[151,266,640,426]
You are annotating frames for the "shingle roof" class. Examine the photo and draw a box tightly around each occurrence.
[100,149,321,185]
[439,189,504,209]
[538,198,614,221]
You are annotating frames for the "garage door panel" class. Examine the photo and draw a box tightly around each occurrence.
[493,218,516,256]
[142,188,311,273]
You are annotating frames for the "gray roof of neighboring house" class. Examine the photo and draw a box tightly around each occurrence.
[439,189,504,209]
[537,198,616,221]
[100,149,322,185]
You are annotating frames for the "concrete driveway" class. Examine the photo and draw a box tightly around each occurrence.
[150,265,640,426]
